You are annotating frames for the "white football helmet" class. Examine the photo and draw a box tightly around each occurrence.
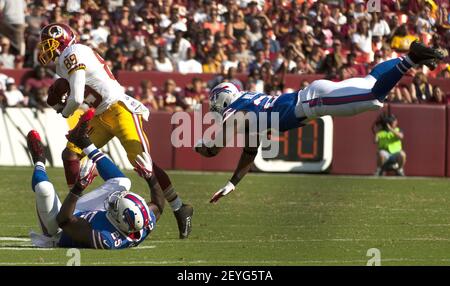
[209,82,241,114]
[105,191,151,233]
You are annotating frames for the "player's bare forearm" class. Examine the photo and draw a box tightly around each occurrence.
[56,191,94,247]
[56,181,86,227]
[209,146,258,203]
[56,192,79,227]
[230,146,258,186]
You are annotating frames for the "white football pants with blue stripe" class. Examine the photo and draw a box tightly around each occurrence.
[295,57,414,119]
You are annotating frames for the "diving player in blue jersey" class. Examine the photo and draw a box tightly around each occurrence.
[27,112,164,249]
[195,41,446,203]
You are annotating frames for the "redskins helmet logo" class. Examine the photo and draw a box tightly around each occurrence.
[48,25,64,38]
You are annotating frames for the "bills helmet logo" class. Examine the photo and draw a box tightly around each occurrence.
[123,208,137,231]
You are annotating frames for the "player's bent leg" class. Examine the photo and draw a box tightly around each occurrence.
[120,129,185,212]
[370,42,445,100]
[63,114,113,187]
[34,176,62,236]
[83,144,126,181]
[112,106,183,207]
[369,57,413,101]
[62,146,82,188]
[153,163,190,210]
[297,43,445,120]
[27,131,62,237]
[122,137,191,213]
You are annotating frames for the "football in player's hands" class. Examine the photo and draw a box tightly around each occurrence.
[47,78,70,111]
[47,79,95,114]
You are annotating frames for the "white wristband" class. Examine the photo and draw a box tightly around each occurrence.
[226,181,235,189]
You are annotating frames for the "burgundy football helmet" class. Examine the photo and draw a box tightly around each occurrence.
[38,23,77,66]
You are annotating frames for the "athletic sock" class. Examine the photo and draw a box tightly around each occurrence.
[84,144,125,180]
[32,162,49,191]
[153,163,183,212]
[83,144,97,155]
[167,190,183,212]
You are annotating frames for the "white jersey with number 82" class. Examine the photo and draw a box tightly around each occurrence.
[55,43,125,114]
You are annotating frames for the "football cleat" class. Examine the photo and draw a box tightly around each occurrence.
[408,41,446,70]
[174,204,194,239]
[66,108,95,148]
[27,130,46,164]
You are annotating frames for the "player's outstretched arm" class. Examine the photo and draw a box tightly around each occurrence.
[210,145,258,203]
[61,69,86,118]
[134,152,165,221]
[209,117,259,203]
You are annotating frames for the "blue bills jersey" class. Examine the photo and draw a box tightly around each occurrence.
[223,91,306,132]
[58,210,156,249]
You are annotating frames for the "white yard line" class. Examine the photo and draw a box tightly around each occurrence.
[0,237,30,242]
[0,247,55,251]
[0,262,61,265]
[131,245,156,249]
[0,246,155,251]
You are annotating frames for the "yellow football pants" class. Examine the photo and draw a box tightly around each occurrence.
[67,102,150,165]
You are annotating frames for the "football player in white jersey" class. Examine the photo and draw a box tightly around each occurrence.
[37,23,193,239]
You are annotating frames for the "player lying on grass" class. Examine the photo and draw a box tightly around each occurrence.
[195,41,446,203]
[27,117,163,249]
[38,23,192,239]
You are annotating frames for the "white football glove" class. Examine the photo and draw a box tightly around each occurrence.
[78,158,97,189]
[210,181,235,203]
[134,152,153,179]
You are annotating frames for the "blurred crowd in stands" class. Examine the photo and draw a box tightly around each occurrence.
[0,0,450,111]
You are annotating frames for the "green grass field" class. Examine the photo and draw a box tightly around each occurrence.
[2,166,450,265]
